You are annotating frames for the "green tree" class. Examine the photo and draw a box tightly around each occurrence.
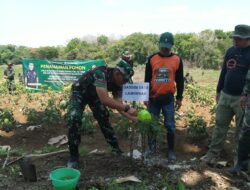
[64,38,82,59]
[0,45,16,64]
[97,35,108,46]
[37,46,59,60]
[107,33,158,64]
[194,30,222,69]
[173,33,199,67]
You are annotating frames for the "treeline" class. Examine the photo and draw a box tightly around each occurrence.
[0,29,232,69]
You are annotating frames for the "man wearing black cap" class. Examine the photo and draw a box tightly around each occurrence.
[67,60,137,168]
[144,32,184,161]
[201,24,250,164]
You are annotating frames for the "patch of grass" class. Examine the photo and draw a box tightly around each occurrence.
[0,148,10,156]
[185,68,220,87]
[9,148,25,156]
[106,182,125,190]
[79,146,90,156]
[33,145,62,154]
[0,165,21,177]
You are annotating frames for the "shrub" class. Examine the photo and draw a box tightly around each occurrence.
[0,108,15,131]
[187,115,208,139]
[22,107,40,125]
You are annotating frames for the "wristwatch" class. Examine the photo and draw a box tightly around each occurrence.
[124,105,130,112]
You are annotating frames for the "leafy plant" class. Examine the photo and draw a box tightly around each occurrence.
[22,107,40,125]
[58,99,68,111]
[133,114,161,161]
[61,83,71,99]
[25,92,33,102]
[79,146,90,156]
[43,97,61,127]
[14,82,26,95]
[106,183,124,190]
[185,84,213,106]
[0,81,8,95]
[81,112,96,135]
[114,116,130,138]
[0,108,15,131]
[187,115,208,139]
[163,176,186,190]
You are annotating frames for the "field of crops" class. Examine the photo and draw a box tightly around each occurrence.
[0,64,249,190]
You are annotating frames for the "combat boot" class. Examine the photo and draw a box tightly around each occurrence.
[110,142,124,156]
[200,151,220,164]
[167,133,176,161]
[67,156,79,169]
[67,144,80,168]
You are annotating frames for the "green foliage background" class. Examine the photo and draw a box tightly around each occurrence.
[0,29,232,69]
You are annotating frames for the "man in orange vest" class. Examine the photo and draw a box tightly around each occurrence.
[144,32,184,161]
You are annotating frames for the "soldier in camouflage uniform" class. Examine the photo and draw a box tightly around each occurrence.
[229,69,250,174]
[3,62,15,93]
[122,51,133,67]
[67,60,137,168]
[121,51,134,82]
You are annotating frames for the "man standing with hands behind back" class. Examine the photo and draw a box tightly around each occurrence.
[201,24,250,164]
[144,32,184,161]
[4,62,15,93]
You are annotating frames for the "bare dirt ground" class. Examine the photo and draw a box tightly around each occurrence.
[1,94,249,190]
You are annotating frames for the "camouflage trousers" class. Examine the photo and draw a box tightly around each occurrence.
[67,85,119,158]
[236,128,250,167]
[7,80,16,93]
[237,97,250,165]
[209,91,243,154]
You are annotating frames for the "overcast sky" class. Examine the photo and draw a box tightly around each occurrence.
[0,0,249,47]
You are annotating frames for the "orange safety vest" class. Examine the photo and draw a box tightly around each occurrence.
[149,54,181,98]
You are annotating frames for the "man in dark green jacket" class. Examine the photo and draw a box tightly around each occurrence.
[4,62,15,93]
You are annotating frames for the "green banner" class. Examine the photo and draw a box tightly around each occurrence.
[22,59,106,91]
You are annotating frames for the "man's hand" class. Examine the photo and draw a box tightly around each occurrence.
[240,95,247,109]
[119,108,138,122]
[128,115,138,123]
[127,107,137,116]
[175,99,182,110]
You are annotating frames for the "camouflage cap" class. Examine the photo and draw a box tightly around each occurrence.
[116,60,134,80]
[122,51,133,61]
